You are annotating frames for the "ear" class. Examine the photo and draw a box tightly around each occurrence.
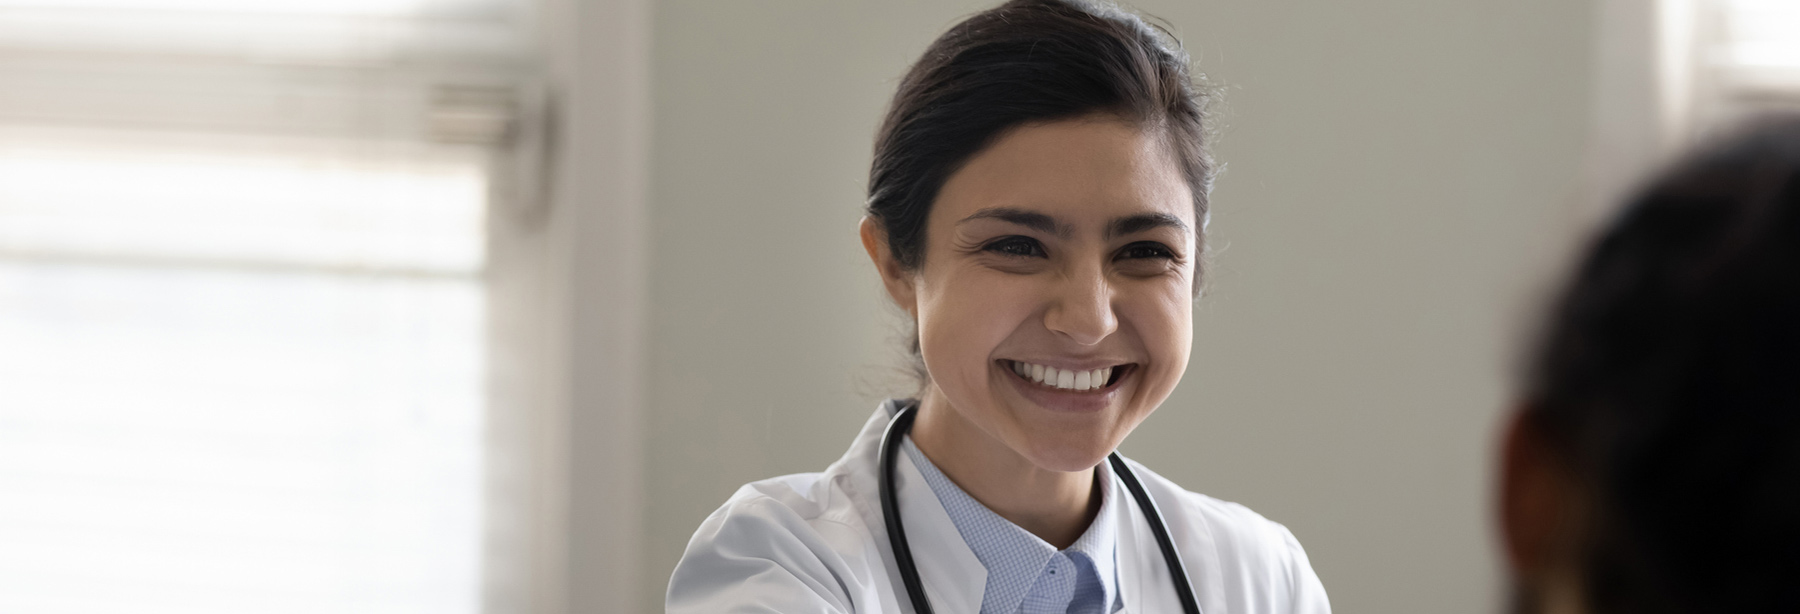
[1498,405,1577,579]
[860,216,918,317]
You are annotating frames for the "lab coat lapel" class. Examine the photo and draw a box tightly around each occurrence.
[1113,457,1225,614]
[842,402,986,613]
[893,445,987,613]
[1115,468,1171,614]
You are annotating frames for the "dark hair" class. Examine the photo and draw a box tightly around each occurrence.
[1524,115,1800,613]
[866,0,1213,272]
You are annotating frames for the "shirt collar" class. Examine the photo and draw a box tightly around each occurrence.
[1068,462,1121,609]
[901,436,1120,614]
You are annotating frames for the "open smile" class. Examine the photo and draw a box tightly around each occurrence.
[1002,359,1133,393]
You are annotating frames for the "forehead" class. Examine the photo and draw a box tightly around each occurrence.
[932,117,1194,230]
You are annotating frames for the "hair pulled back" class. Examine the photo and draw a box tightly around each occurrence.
[866,0,1214,273]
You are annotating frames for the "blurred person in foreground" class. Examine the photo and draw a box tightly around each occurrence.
[1499,115,1800,614]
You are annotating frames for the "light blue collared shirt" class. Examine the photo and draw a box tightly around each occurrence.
[902,436,1121,614]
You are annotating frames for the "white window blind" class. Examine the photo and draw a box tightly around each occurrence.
[0,1,535,612]
[1718,0,1800,83]
[1694,0,1800,131]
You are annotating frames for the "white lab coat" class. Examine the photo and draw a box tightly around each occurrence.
[667,401,1331,613]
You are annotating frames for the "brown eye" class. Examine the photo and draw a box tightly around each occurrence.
[984,236,1047,258]
[1117,241,1173,260]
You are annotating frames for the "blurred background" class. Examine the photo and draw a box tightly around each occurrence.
[0,0,1796,613]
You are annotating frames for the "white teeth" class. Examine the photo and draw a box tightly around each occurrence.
[1010,361,1120,391]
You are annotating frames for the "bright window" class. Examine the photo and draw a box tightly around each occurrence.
[1692,0,1800,132]
[0,128,489,614]
[1719,0,1800,74]
[0,0,529,611]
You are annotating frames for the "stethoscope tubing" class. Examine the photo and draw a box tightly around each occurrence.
[877,401,1202,614]
[1106,451,1203,612]
[878,402,936,614]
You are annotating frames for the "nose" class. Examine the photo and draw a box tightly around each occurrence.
[1042,262,1117,346]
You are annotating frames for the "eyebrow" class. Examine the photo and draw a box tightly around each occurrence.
[1107,212,1189,239]
[957,207,1190,239]
[958,207,1069,238]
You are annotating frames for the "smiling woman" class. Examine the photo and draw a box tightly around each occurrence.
[666,1,1329,612]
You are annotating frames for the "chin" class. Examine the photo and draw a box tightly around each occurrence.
[1015,428,1119,472]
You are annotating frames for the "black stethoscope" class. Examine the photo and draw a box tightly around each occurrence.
[878,401,1202,614]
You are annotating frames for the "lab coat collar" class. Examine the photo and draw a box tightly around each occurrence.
[837,400,987,614]
[840,401,1237,614]
[1112,455,1226,614]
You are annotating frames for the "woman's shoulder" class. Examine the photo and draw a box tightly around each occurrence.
[700,444,881,526]
[667,470,884,613]
[680,468,872,562]
[1118,457,1331,613]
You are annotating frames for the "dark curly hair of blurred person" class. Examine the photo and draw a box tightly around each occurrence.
[1510,115,1800,614]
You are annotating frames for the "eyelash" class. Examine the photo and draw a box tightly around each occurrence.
[981,237,1176,261]
[982,236,1046,258]
[1117,242,1175,261]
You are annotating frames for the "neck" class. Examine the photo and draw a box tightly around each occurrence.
[1511,561,1590,614]
[908,388,1100,549]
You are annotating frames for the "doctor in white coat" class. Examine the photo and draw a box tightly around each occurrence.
[668,1,1330,612]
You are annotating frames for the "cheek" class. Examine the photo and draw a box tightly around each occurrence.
[1126,285,1193,398]
[916,271,1035,390]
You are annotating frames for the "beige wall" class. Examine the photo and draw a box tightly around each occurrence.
[639,1,1596,612]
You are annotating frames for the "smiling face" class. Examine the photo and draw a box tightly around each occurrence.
[867,115,1198,473]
